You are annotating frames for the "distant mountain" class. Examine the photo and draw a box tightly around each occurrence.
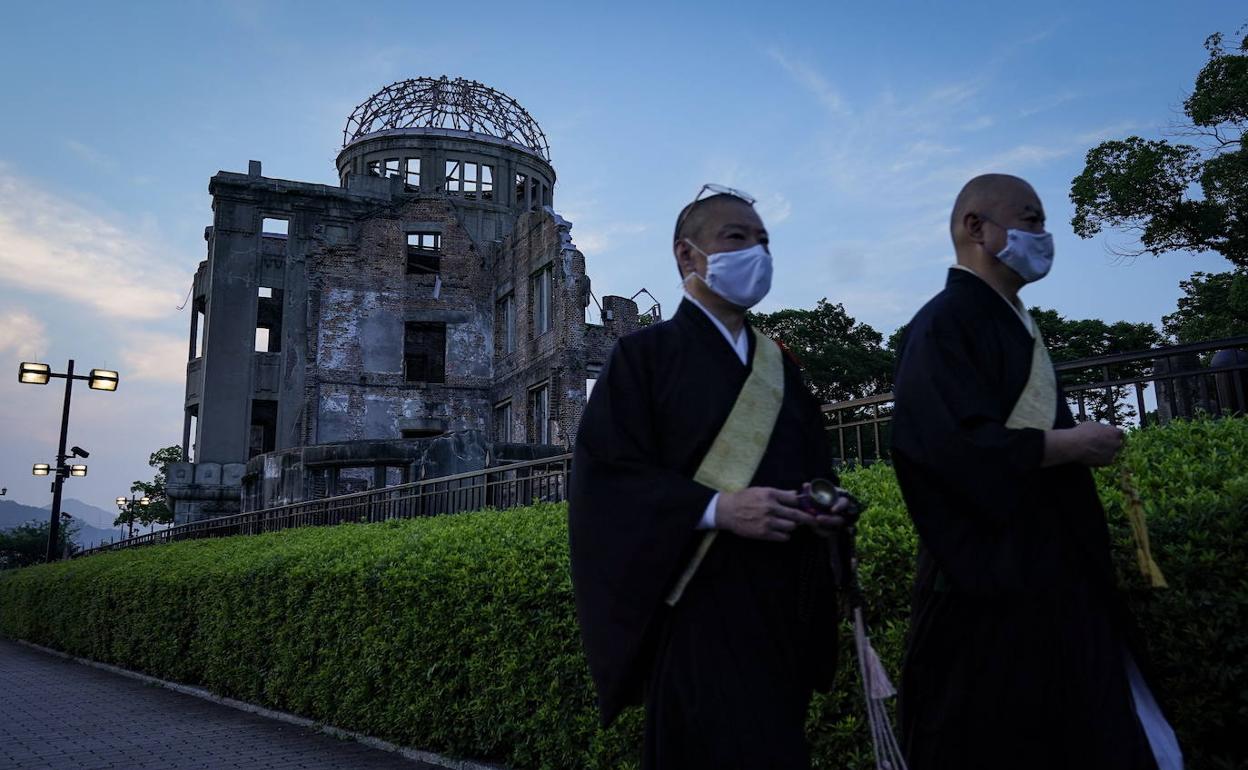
[1,500,126,549]
[42,497,118,529]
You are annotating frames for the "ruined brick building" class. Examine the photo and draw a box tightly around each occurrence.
[167,77,645,522]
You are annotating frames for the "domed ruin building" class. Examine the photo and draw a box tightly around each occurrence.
[169,77,644,522]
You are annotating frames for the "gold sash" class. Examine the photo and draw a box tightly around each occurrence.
[1005,326,1057,430]
[665,328,786,606]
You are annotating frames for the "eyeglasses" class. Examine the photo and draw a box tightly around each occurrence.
[693,183,756,206]
[676,183,757,241]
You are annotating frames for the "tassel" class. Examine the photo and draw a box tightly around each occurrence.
[853,607,908,770]
[1120,466,1168,589]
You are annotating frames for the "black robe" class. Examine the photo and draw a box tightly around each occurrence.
[891,268,1159,770]
[569,299,840,770]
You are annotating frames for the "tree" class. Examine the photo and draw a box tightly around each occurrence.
[0,517,79,569]
[748,299,894,403]
[1162,267,1248,342]
[1030,308,1164,422]
[116,445,183,530]
[1070,27,1247,266]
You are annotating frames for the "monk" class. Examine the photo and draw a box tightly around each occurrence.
[891,174,1183,769]
[569,186,848,769]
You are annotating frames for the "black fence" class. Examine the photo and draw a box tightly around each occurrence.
[824,336,1248,466]
[76,454,572,558]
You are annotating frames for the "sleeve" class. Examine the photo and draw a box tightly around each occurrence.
[567,336,718,724]
[890,317,1045,532]
[698,494,719,530]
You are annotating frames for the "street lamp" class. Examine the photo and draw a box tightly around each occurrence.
[115,494,151,540]
[32,464,51,476]
[17,359,120,562]
[18,362,51,385]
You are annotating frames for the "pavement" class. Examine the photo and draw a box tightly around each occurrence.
[0,639,442,769]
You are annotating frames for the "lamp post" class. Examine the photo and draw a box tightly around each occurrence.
[115,494,150,540]
[19,359,119,562]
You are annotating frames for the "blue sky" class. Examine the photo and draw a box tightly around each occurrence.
[0,0,1239,516]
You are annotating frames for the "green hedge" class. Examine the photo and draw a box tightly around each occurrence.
[1,417,1245,769]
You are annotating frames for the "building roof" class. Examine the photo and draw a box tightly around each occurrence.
[343,76,551,161]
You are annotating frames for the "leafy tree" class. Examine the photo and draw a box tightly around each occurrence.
[116,446,183,531]
[1031,308,1164,423]
[0,517,79,568]
[1070,27,1247,266]
[1162,267,1248,342]
[748,299,894,402]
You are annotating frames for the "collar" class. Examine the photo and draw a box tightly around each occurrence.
[683,291,749,365]
[950,265,1035,338]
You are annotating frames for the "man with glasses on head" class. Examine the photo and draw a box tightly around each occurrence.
[569,185,849,769]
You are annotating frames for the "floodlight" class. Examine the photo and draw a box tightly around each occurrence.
[32,463,51,476]
[88,369,119,391]
[18,362,51,385]
[116,497,127,507]
[69,465,88,477]
[140,497,150,506]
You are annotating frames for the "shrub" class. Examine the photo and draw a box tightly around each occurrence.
[1,417,1244,769]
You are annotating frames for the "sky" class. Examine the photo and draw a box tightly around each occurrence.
[0,0,1239,513]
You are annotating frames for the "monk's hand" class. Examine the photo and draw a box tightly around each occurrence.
[1070,421,1125,467]
[717,487,816,542]
[800,482,848,538]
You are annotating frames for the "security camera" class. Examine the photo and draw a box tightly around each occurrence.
[71,446,90,458]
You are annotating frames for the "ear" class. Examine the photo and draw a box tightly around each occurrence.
[963,212,985,244]
[673,239,695,278]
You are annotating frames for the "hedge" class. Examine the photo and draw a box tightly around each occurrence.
[1,416,1245,769]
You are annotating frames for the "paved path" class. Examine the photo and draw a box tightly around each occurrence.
[0,639,439,769]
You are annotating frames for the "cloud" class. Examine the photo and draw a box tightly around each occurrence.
[0,308,48,360]
[756,192,792,226]
[118,330,188,384]
[64,139,119,171]
[766,48,850,116]
[1018,90,1079,118]
[0,165,190,321]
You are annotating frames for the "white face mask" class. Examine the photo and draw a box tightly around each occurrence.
[992,227,1055,283]
[684,240,773,308]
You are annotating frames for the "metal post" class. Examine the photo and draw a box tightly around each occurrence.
[46,359,75,563]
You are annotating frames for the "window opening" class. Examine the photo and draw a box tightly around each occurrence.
[446,160,493,200]
[494,401,513,443]
[515,173,528,205]
[384,158,400,179]
[586,363,603,400]
[404,322,446,383]
[406,232,442,275]
[262,217,288,237]
[405,158,421,190]
[530,384,551,444]
[255,287,284,352]
[498,293,516,355]
[533,265,553,335]
[481,164,494,200]
[248,399,278,459]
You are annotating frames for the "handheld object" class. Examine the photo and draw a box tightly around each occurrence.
[798,477,865,524]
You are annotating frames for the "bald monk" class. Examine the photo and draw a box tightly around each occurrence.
[891,174,1183,769]
[569,188,849,769]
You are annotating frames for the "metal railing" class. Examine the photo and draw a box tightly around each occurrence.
[75,454,572,557]
[823,336,1248,466]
